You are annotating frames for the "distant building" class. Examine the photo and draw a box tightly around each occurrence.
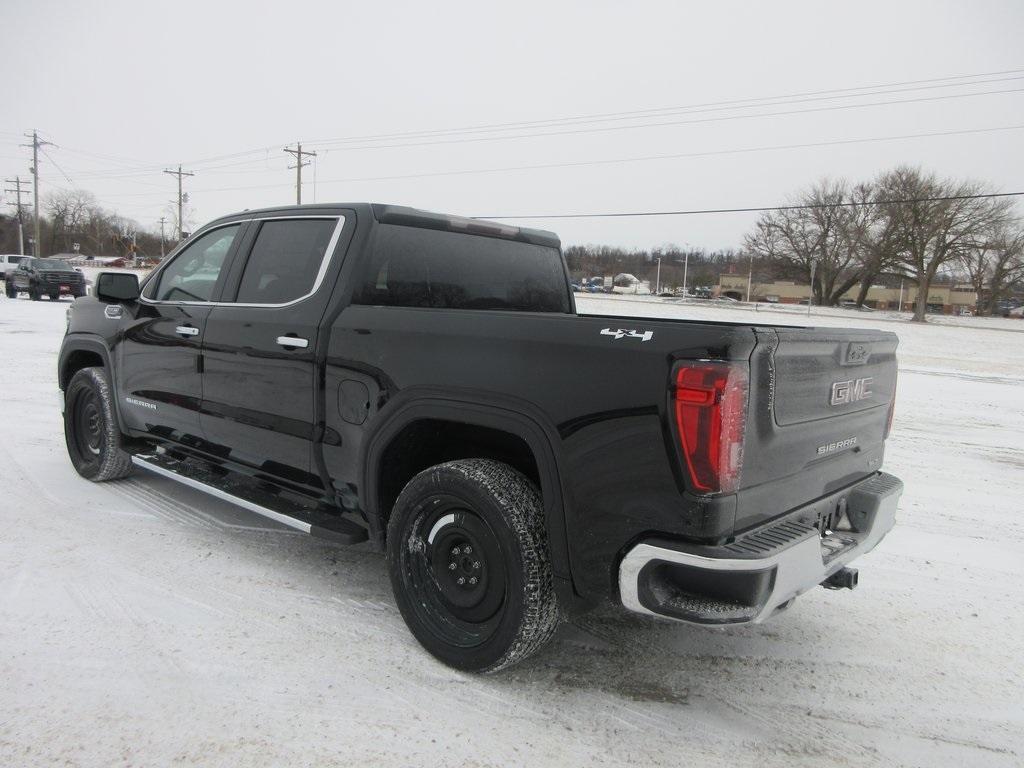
[717,275,977,314]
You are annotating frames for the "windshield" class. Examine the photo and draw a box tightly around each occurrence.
[33,259,74,270]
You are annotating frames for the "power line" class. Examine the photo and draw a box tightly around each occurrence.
[312,86,1024,153]
[25,66,1024,176]
[74,122,1024,199]
[308,74,1024,148]
[474,191,1024,220]
[311,124,1024,187]
[40,146,75,185]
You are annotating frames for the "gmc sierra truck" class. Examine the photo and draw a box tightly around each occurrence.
[58,203,902,672]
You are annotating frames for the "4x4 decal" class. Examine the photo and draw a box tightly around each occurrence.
[600,327,653,342]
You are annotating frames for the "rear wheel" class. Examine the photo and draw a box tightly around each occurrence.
[64,367,133,481]
[387,459,559,673]
[29,284,40,301]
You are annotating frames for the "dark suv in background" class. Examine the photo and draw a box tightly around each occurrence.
[6,257,87,301]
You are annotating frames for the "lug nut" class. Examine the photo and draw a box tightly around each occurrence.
[469,577,477,585]
[457,577,465,585]
[473,561,481,569]
[464,546,472,554]
[452,547,461,555]
[448,563,456,570]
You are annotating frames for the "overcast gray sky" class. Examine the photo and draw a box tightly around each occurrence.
[2,0,1023,250]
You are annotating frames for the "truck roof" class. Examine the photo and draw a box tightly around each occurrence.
[206,203,560,248]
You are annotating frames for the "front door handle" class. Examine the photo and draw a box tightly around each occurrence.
[175,325,200,337]
[277,335,309,349]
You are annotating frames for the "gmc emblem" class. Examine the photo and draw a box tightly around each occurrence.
[831,377,873,406]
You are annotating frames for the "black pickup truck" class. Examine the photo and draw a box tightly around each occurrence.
[7,257,87,300]
[59,203,902,672]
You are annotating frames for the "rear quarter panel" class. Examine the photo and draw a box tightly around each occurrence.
[323,305,757,601]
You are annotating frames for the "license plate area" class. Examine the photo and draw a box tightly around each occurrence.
[817,499,858,562]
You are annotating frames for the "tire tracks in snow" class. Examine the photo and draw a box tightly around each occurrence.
[566,613,887,764]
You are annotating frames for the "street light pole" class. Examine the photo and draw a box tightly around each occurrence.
[682,250,690,297]
[655,257,661,294]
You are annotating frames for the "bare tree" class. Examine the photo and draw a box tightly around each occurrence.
[744,179,868,306]
[961,223,1024,314]
[45,189,96,253]
[847,182,901,307]
[876,167,1013,322]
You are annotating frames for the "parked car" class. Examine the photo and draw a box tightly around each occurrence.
[6,257,87,300]
[59,203,902,673]
[995,300,1021,317]
[0,254,26,279]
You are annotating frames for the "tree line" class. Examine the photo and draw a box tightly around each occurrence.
[0,188,175,261]
[4,168,1020,321]
[745,166,1021,321]
[566,166,1021,321]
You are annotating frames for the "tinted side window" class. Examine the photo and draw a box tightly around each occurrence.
[234,218,338,304]
[355,225,570,312]
[150,225,240,302]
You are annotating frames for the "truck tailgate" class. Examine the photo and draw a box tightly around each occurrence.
[735,326,898,532]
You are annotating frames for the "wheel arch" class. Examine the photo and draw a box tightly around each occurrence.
[58,336,127,434]
[361,389,578,603]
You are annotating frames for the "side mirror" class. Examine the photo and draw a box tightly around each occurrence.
[95,272,140,303]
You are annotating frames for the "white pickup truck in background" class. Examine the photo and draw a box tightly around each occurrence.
[0,254,27,278]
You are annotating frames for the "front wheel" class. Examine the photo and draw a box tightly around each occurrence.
[63,367,133,481]
[387,459,559,673]
[29,285,40,301]
[4,281,15,298]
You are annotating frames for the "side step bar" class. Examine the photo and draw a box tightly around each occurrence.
[131,454,368,545]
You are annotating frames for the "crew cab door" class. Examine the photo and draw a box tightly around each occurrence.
[198,215,348,489]
[117,223,244,442]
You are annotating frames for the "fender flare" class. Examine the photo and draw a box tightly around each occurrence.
[58,336,127,432]
[360,387,578,599]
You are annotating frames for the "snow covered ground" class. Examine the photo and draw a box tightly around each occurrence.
[1,292,1022,767]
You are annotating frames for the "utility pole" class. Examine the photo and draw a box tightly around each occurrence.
[22,130,54,256]
[3,176,32,255]
[682,250,690,297]
[655,256,661,294]
[808,259,817,317]
[157,216,167,259]
[163,165,194,240]
[745,252,754,303]
[283,142,316,204]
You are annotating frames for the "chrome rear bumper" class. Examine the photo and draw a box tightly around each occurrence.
[618,472,902,624]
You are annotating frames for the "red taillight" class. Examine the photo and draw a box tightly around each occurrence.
[673,362,748,495]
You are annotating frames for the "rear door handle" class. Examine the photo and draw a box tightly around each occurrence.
[175,325,200,337]
[277,335,309,349]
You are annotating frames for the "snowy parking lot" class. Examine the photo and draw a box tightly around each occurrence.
[1,293,1022,767]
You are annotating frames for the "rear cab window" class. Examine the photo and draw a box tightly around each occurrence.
[232,218,338,305]
[355,224,571,313]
